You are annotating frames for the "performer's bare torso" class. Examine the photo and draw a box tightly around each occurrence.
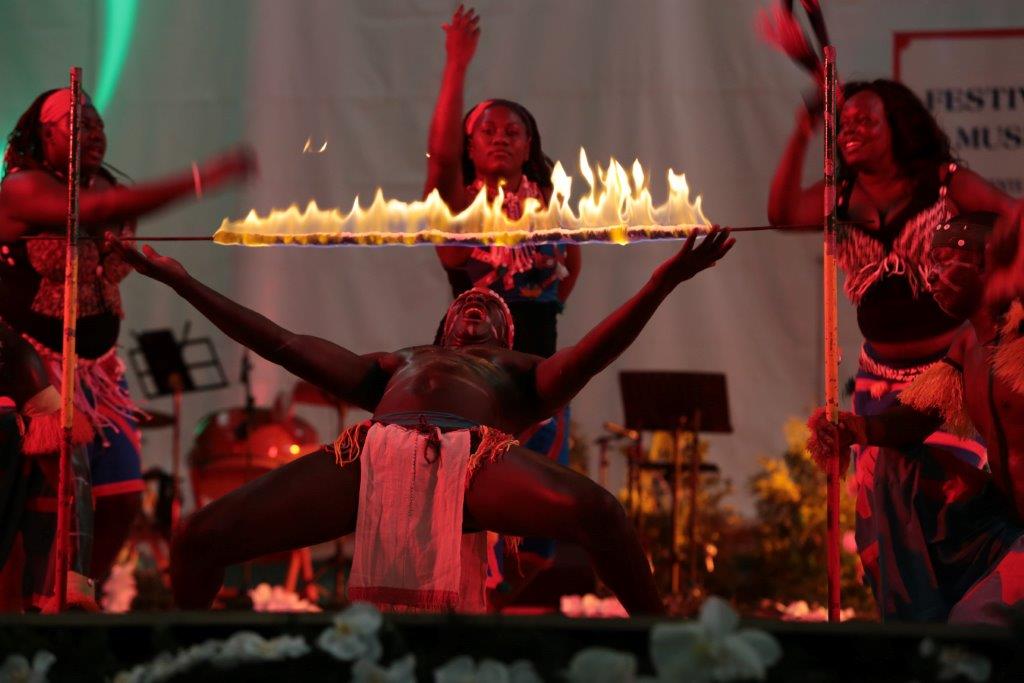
[959,328,1024,518]
[374,344,542,434]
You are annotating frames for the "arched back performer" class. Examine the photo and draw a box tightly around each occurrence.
[107,226,733,615]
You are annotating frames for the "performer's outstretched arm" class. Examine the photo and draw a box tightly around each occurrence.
[767,105,824,229]
[534,228,734,414]
[0,149,253,239]
[108,239,388,411]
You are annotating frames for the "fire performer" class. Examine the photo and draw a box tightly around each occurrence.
[107,226,733,615]
[768,62,1019,621]
[425,5,583,561]
[0,88,254,584]
[809,212,1024,624]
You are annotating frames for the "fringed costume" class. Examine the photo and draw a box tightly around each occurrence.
[892,303,1024,625]
[835,164,1022,620]
[0,189,144,499]
[0,324,96,611]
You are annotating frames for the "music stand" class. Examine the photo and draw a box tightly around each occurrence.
[128,327,228,531]
[619,371,732,602]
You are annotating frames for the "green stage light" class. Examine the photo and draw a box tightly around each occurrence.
[94,0,139,112]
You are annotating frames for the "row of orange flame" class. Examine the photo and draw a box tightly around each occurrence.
[214,149,710,246]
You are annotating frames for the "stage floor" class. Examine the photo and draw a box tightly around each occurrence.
[1,611,1019,681]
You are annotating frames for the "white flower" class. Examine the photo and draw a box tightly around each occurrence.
[316,602,384,662]
[352,654,417,683]
[935,645,992,682]
[101,557,138,613]
[433,655,543,683]
[0,651,55,683]
[650,596,782,682]
[775,600,855,622]
[566,648,641,683]
[114,631,309,682]
[560,594,628,618]
[248,583,321,613]
[114,639,221,683]
[212,631,310,667]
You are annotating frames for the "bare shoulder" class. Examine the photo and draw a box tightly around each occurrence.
[1,168,59,195]
[948,165,1013,213]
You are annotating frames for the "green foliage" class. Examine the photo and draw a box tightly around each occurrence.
[733,418,875,615]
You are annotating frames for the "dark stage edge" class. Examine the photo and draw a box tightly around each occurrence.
[1,612,1021,681]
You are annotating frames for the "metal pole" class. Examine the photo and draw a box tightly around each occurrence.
[822,45,842,623]
[54,67,84,612]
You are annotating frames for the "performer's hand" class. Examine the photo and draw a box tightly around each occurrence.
[807,407,863,474]
[105,232,188,286]
[984,200,1024,312]
[200,146,257,189]
[444,5,480,69]
[652,226,735,288]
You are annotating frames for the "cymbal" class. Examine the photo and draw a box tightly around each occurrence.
[139,410,175,429]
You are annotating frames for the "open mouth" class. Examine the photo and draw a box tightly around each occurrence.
[462,302,487,321]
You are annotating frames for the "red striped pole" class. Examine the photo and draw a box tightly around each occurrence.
[54,66,84,612]
[822,45,842,623]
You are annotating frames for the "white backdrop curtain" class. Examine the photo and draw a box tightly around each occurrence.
[2,0,1023,514]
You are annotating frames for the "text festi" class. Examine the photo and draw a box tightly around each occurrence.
[926,86,1024,152]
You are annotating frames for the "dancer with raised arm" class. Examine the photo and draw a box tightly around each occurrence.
[425,9,583,531]
[0,87,253,586]
[769,76,1018,620]
[108,227,733,615]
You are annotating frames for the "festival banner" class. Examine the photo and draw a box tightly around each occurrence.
[895,28,1024,197]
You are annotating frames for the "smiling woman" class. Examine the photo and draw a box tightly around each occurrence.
[768,76,1022,622]
[0,86,253,603]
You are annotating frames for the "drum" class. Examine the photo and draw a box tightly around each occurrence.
[189,407,320,507]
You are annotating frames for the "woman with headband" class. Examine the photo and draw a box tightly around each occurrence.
[426,6,581,360]
[0,87,253,588]
[423,5,584,572]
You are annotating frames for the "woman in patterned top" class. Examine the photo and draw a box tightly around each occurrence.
[768,79,1018,621]
[423,5,583,571]
[0,87,253,585]
[425,5,581,359]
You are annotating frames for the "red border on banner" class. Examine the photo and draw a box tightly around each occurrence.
[893,27,1024,81]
